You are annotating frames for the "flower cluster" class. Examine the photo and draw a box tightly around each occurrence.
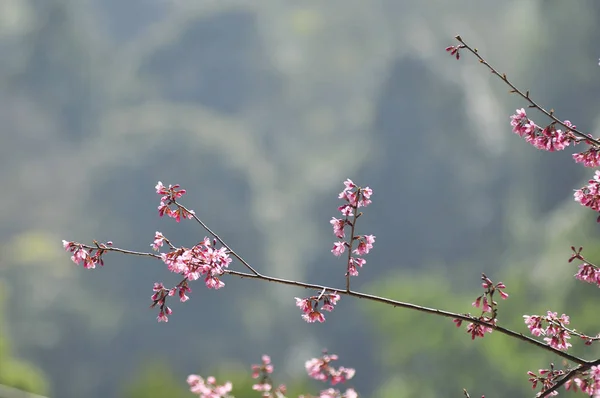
[152,231,166,251]
[330,179,375,277]
[304,353,355,386]
[564,366,600,396]
[523,312,572,351]
[150,280,192,322]
[454,274,508,340]
[160,237,232,289]
[62,240,112,269]
[187,375,233,398]
[295,291,340,323]
[524,306,600,350]
[300,353,357,398]
[509,108,573,152]
[149,236,231,322]
[156,181,195,222]
[528,365,600,397]
[574,262,600,288]
[574,171,600,220]
[573,145,600,168]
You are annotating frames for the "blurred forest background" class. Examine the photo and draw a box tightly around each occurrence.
[1,0,600,397]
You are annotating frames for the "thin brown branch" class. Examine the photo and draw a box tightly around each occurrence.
[223,269,588,366]
[175,201,263,277]
[454,35,600,148]
[79,241,591,366]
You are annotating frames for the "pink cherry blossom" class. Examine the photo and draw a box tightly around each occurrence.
[152,231,165,251]
[347,257,366,276]
[574,262,600,287]
[573,147,600,167]
[160,240,231,288]
[331,241,346,256]
[330,217,346,239]
[157,306,172,322]
[523,315,545,337]
[467,323,493,340]
[296,297,312,314]
[353,235,375,255]
[574,170,600,214]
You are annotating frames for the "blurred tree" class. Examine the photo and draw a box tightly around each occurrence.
[120,359,311,398]
[0,280,48,395]
[120,362,190,398]
[3,0,600,397]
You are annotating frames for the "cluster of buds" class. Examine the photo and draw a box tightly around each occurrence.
[527,366,566,397]
[156,181,195,222]
[150,281,191,322]
[445,44,462,60]
[454,274,508,340]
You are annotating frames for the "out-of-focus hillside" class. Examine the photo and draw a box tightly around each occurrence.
[1,0,599,397]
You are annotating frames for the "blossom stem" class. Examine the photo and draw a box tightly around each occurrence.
[345,190,361,292]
